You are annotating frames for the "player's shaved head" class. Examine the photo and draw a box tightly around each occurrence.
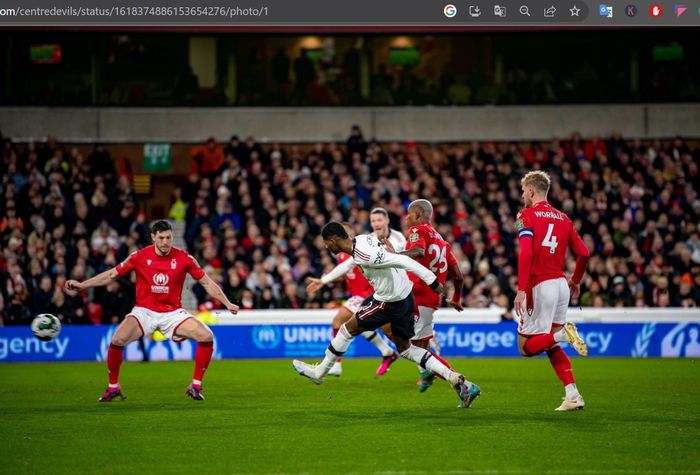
[408,199,433,220]
[521,171,551,196]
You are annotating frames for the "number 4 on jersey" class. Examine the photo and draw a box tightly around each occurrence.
[542,223,558,254]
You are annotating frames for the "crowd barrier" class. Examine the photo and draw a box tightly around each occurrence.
[1,309,699,362]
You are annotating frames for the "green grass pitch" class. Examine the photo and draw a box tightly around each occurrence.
[1,358,699,474]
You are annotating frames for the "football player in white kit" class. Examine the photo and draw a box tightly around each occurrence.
[295,222,481,408]
[306,223,399,377]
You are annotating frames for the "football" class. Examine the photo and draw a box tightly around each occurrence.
[31,314,62,341]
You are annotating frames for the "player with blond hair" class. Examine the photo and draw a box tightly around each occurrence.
[514,171,591,411]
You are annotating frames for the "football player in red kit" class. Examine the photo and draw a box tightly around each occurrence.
[513,171,590,411]
[65,220,239,402]
[384,199,465,392]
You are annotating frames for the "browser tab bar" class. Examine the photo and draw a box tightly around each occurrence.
[0,0,697,27]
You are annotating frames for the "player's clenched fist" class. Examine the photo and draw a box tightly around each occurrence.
[64,279,83,296]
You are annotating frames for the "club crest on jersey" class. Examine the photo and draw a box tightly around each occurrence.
[516,219,524,231]
[151,273,170,294]
[147,259,152,266]
[171,258,177,269]
[410,233,419,242]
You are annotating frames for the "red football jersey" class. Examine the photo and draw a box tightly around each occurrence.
[337,251,373,298]
[516,201,587,289]
[406,223,457,308]
[115,245,205,312]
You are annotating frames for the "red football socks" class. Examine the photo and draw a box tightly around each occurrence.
[523,333,555,356]
[547,345,575,386]
[192,341,214,387]
[107,343,124,386]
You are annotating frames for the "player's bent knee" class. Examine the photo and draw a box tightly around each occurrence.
[393,338,410,353]
[518,343,534,357]
[343,319,362,336]
[196,327,214,342]
[112,333,131,347]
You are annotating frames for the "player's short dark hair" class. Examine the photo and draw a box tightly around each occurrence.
[322,222,349,240]
[370,207,388,217]
[150,220,172,235]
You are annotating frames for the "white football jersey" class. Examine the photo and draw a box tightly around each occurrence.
[320,229,407,289]
[350,234,436,302]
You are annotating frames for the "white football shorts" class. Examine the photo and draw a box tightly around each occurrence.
[126,306,194,342]
[413,305,436,341]
[343,295,366,315]
[518,278,570,336]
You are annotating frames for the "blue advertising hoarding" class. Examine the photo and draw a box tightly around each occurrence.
[1,321,699,362]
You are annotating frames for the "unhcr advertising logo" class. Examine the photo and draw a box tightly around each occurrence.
[252,325,282,350]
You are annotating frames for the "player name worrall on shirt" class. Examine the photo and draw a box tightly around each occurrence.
[533,211,564,220]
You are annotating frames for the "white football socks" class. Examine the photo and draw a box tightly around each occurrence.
[362,331,395,357]
[554,327,568,343]
[400,345,461,385]
[565,383,580,400]
[317,325,353,378]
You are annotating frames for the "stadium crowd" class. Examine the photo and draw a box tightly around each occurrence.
[1,129,699,326]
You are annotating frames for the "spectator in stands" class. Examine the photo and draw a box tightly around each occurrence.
[346,125,367,158]
[609,275,632,307]
[31,275,55,315]
[191,137,225,176]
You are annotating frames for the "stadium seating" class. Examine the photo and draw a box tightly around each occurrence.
[1,132,698,326]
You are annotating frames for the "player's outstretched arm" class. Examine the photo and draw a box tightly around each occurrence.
[372,252,443,295]
[306,258,355,296]
[199,274,239,314]
[380,238,423,258]
[64,268,120,295]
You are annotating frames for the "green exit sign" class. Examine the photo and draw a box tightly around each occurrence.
[143,143,172,172]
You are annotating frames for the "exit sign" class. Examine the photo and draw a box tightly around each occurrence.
[143,143,172,172]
